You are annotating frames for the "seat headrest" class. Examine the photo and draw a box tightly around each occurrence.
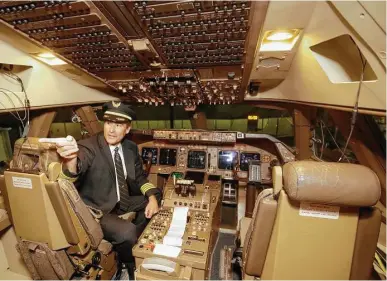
[11,137,60,175]
[283,161,381,207]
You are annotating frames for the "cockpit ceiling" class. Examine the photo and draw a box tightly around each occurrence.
[0,1,264,106]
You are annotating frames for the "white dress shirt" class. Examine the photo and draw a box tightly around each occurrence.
[109,143,127,202]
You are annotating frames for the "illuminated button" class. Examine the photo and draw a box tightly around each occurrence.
[192,231,197,235]
[140,238,147,244]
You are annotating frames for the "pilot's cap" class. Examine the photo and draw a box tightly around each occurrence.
[102,101,136,123]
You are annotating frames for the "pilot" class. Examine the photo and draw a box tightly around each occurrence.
[56,100,161,278]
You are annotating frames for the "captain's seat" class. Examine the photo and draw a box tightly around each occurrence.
[2,138,117,280]
[236,161,381,280]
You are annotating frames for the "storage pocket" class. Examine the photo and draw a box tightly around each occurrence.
[17,240,74,280]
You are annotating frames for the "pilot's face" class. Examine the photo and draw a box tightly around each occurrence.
[104,121,131,145]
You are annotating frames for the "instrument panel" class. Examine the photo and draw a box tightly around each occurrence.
[187,150,206,169]
[159,148,177,166]
[136,130,295,183]
[153,130,238,143]
[139,142,277,183]
[240,152,260,171]
[218,150,238,170]
[141,147,158,164]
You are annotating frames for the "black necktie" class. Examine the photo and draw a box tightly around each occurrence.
[114,147,130,212]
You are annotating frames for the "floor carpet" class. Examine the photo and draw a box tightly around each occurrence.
[209,231,241,280]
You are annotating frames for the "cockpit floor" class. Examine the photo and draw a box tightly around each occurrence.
[210,231,241,280]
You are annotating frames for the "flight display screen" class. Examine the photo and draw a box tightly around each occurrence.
[187,150,206,169]
[159,148,177,166]
[240,153,261,171]
[141,147,158,164]
[218,150,238,170]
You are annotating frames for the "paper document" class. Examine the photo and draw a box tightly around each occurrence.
[162,207,188,247]
[171,206,189,224]
[163,236,183,247]
[153,244,181,258]
[167,225,185,237]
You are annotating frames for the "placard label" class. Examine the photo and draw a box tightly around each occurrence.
[299,202,339,219]
[12,177,32,189]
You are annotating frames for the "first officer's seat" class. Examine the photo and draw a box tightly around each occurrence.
[233,161,381,280]
[2,137,117,280]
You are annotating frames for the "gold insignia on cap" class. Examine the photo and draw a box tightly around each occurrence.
[112,101,121,108]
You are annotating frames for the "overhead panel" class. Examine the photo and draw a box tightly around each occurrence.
[0,1,143,75]
[0,0,264,106]
[129,1,250,68]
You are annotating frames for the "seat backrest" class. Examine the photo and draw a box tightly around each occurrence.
[243,161,381,280]
[243,188,277,276]
[10,137,61,178]
[4,170,70,250]
[4,137,102,253]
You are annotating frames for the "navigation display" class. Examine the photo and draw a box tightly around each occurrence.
[218,150,238,170]
[159,148,177,166]
[187,150,206,169]
[141,147,158,164]
[240,153,261,171]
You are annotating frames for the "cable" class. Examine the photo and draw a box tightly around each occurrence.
[8,71,30,128]
[0,70,30,135]
[311,128,324,161]
[338,45,367,162]
[0,90,26,127]
[319,120,325,159]
[321,120,350,163]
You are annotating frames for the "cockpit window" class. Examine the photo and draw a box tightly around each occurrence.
[313,110,358,163]
[125,105,294,146]
[372,116,386,139]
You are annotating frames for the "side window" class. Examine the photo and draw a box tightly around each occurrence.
[312,109,358,163]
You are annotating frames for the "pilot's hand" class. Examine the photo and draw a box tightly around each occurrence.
[145,195,159,218]
[56,136,79,160]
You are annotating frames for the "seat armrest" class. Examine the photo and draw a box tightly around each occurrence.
[239,217,252,248]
